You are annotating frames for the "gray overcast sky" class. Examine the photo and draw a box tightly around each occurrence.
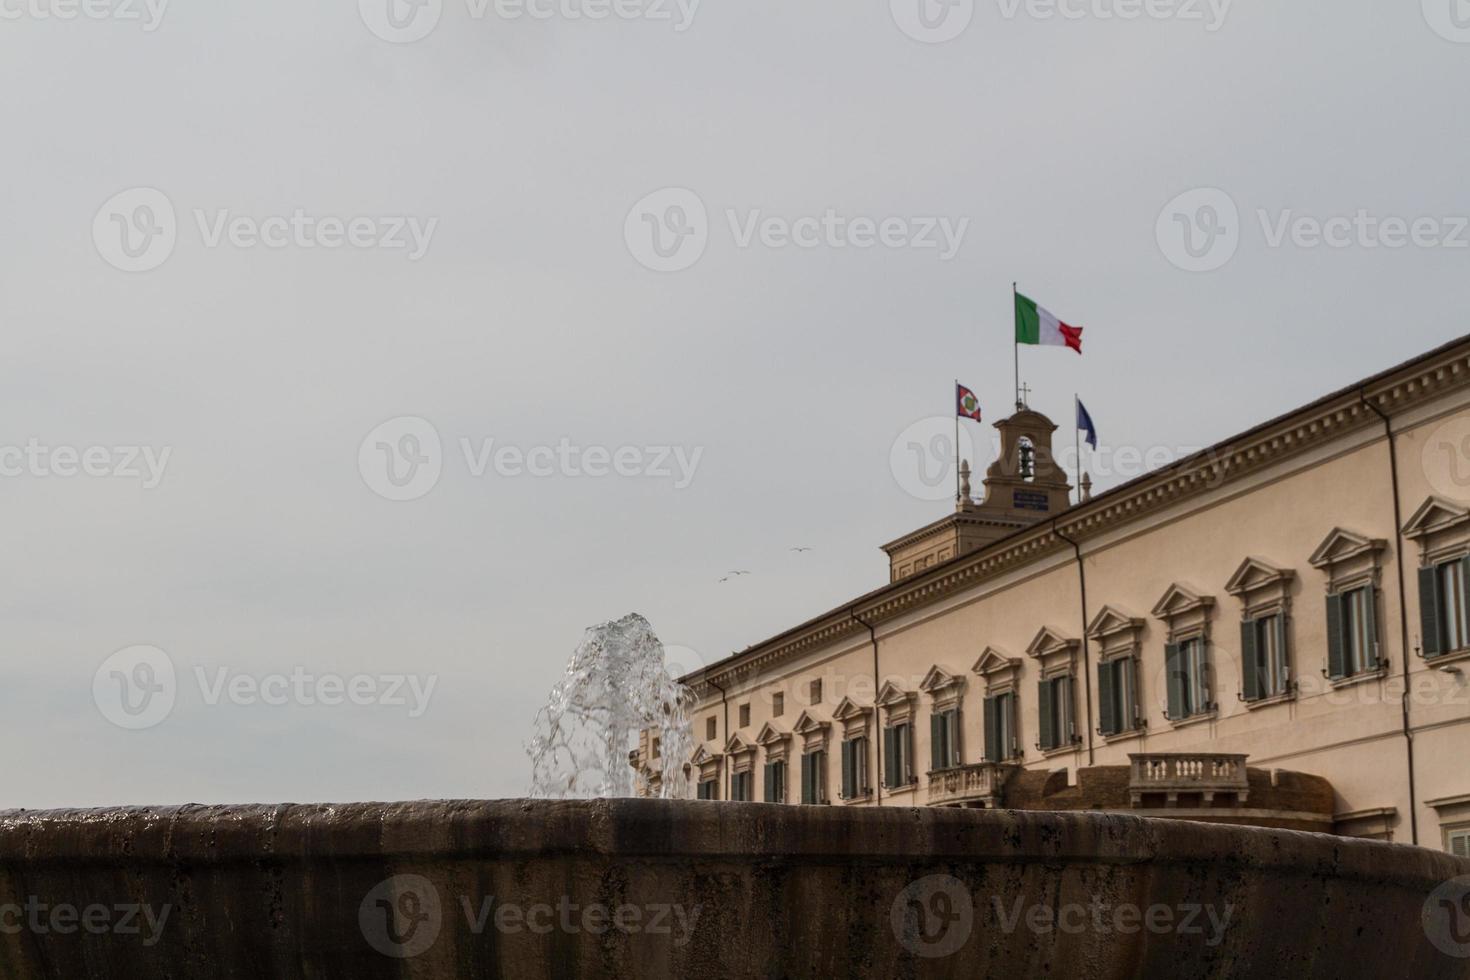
[1,0,1467,807]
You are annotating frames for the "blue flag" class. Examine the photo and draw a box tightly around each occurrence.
[1076,398,1098,449]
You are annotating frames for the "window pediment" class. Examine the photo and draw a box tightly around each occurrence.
[754,722,789,747]
[919,665,965,695]
[1151,584,1216,643]
[832,697,873,723]
[1308,527,1386,570]
[972,646,1022,693]
[1402,496,1470,542]
[723,732,756,757]
[1026,626,1079,661]
[791,710,829,737]
[690,745,719,767]
[1087,605,1145,641]
[1225,557,1296,597]
[876,680,916,708]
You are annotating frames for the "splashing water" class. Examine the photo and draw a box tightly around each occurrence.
[526,613,694,799]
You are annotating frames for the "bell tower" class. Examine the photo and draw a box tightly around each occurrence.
[882,407,1072,582]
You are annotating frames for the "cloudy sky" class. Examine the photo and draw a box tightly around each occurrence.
[0,0,1466,807]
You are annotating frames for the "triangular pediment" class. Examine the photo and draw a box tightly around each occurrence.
[1308,527,1386,569]
[1402,496,1470,541]
[876,681,915,707]
[971,646,1021,677]
[791,710,829,736]
[723,732,755,756]
[1087,604,1145,640]
[1224,557,1295,597]
[690,745,718,766]
[832,696,873,721]
[1026,626,1079,660]
[755,722,790,746]
[920,665,965,694]
[1151,583,1215,619]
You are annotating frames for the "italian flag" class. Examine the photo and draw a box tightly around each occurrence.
[1015,292,1083,353]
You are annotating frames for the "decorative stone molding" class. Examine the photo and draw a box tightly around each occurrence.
[791,711,830,755]
[690,745,721,785]
[1225,557,1297,618]
[1087,605,1146,659]
[919,666,966,710]
[971,648,1022,694]
[832,697,874,741]
[1402,496,1470,565]
[755,722,791,762]
[875,681,918,725]
[1151,584,1216,643]
[723,733,757,774]
[1309,527,1387,593]
[1025,627,1080,680]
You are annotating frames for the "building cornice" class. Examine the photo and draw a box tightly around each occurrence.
[685,336,1470,697]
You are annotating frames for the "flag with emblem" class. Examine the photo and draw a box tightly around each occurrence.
[956,383,983,421]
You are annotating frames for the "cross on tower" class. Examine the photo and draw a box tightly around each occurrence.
[1016,383,1033,410]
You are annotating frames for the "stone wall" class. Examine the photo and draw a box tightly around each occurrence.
[0,800,1466,978]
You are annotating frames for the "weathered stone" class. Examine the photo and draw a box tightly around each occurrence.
[0,799,1464,978]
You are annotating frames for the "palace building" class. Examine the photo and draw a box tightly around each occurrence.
[634,334,1470,854]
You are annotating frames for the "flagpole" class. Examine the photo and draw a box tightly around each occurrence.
[1074,395,1082,506]
[954,379,961,503]
[1012,282,1019,410]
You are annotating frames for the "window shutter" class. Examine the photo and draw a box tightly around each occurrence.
[1006,695,1018,757]
[1037,680,1055,751]
[983,695,1000,762]
[763,763,773,803]
[1420,564,1443,658]
[1325,592,1347,680]
[1240,618,1260,701]
[1062,676,1075,741]
[881,726,895,787]
[1165,642,1184,719]
[951,707,963,764]
[840,741,854,799]
[1275,616,1289,684]
[929,712,943,770]
[800,754,812,804]
[1460,555,1470,652]
[1097,660,1116,736]
[1451,831,1470,859]
[1364,586,1380,666]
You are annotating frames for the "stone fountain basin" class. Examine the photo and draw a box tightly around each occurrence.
[0,799,1465,978]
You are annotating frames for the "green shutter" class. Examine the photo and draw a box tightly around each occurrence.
[1240,618,1260,701]
[881,726,894,786]
[951,707,963,763]
[1275,616,1289,689]
[1097,660,1116,736]
[1165,642,1184,719]
[763,763,773,803]
[930,712,943,771]
[1037,680,1054,750]
[1460,555,1470,652]
[983,696,1000,762]
[840,741,853,799]
[1420,564,1443,658]
[1325,593,1346,680]
[1061,676,1074,742]
[1364,586,1380,668]
[800,754,812,804]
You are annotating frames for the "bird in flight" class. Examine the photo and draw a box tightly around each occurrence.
[790,547,813,553]
[717,571,751,582]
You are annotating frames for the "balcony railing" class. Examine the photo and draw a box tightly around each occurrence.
[1128,752,1249,807]
[926,762,1016,808]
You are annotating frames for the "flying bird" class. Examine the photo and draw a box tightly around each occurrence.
[790,547,813,553]
[717,571,751,582]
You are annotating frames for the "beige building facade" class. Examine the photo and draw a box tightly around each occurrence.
[638,336,1470,854]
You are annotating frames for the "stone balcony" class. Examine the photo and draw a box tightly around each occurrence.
[926,762,1017,808]
[1128,752,1250,807]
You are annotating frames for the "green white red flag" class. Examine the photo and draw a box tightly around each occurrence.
[1015,292,1083,353]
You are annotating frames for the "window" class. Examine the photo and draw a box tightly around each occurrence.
[738,703,750,728]
[763,760,786,803]
[705,717,717,741]
[840,736,870,799]
[1097,657,1138,737]
[651,738,661,759]
[696,778,718,800]
[1448,827,1470,859]
[1036,675,1074,751]
[1328,585,1379,679]
[1420,556,1470,658]
[1165,637,1211,720]
[730,770,752,802]
[983,692,1017,761]
[772,692,785,717]
[884,723,915,786]
[928,709,961,771]
[800,750,826,804]
[809,679,822,704]
[1241,614,1289,701]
